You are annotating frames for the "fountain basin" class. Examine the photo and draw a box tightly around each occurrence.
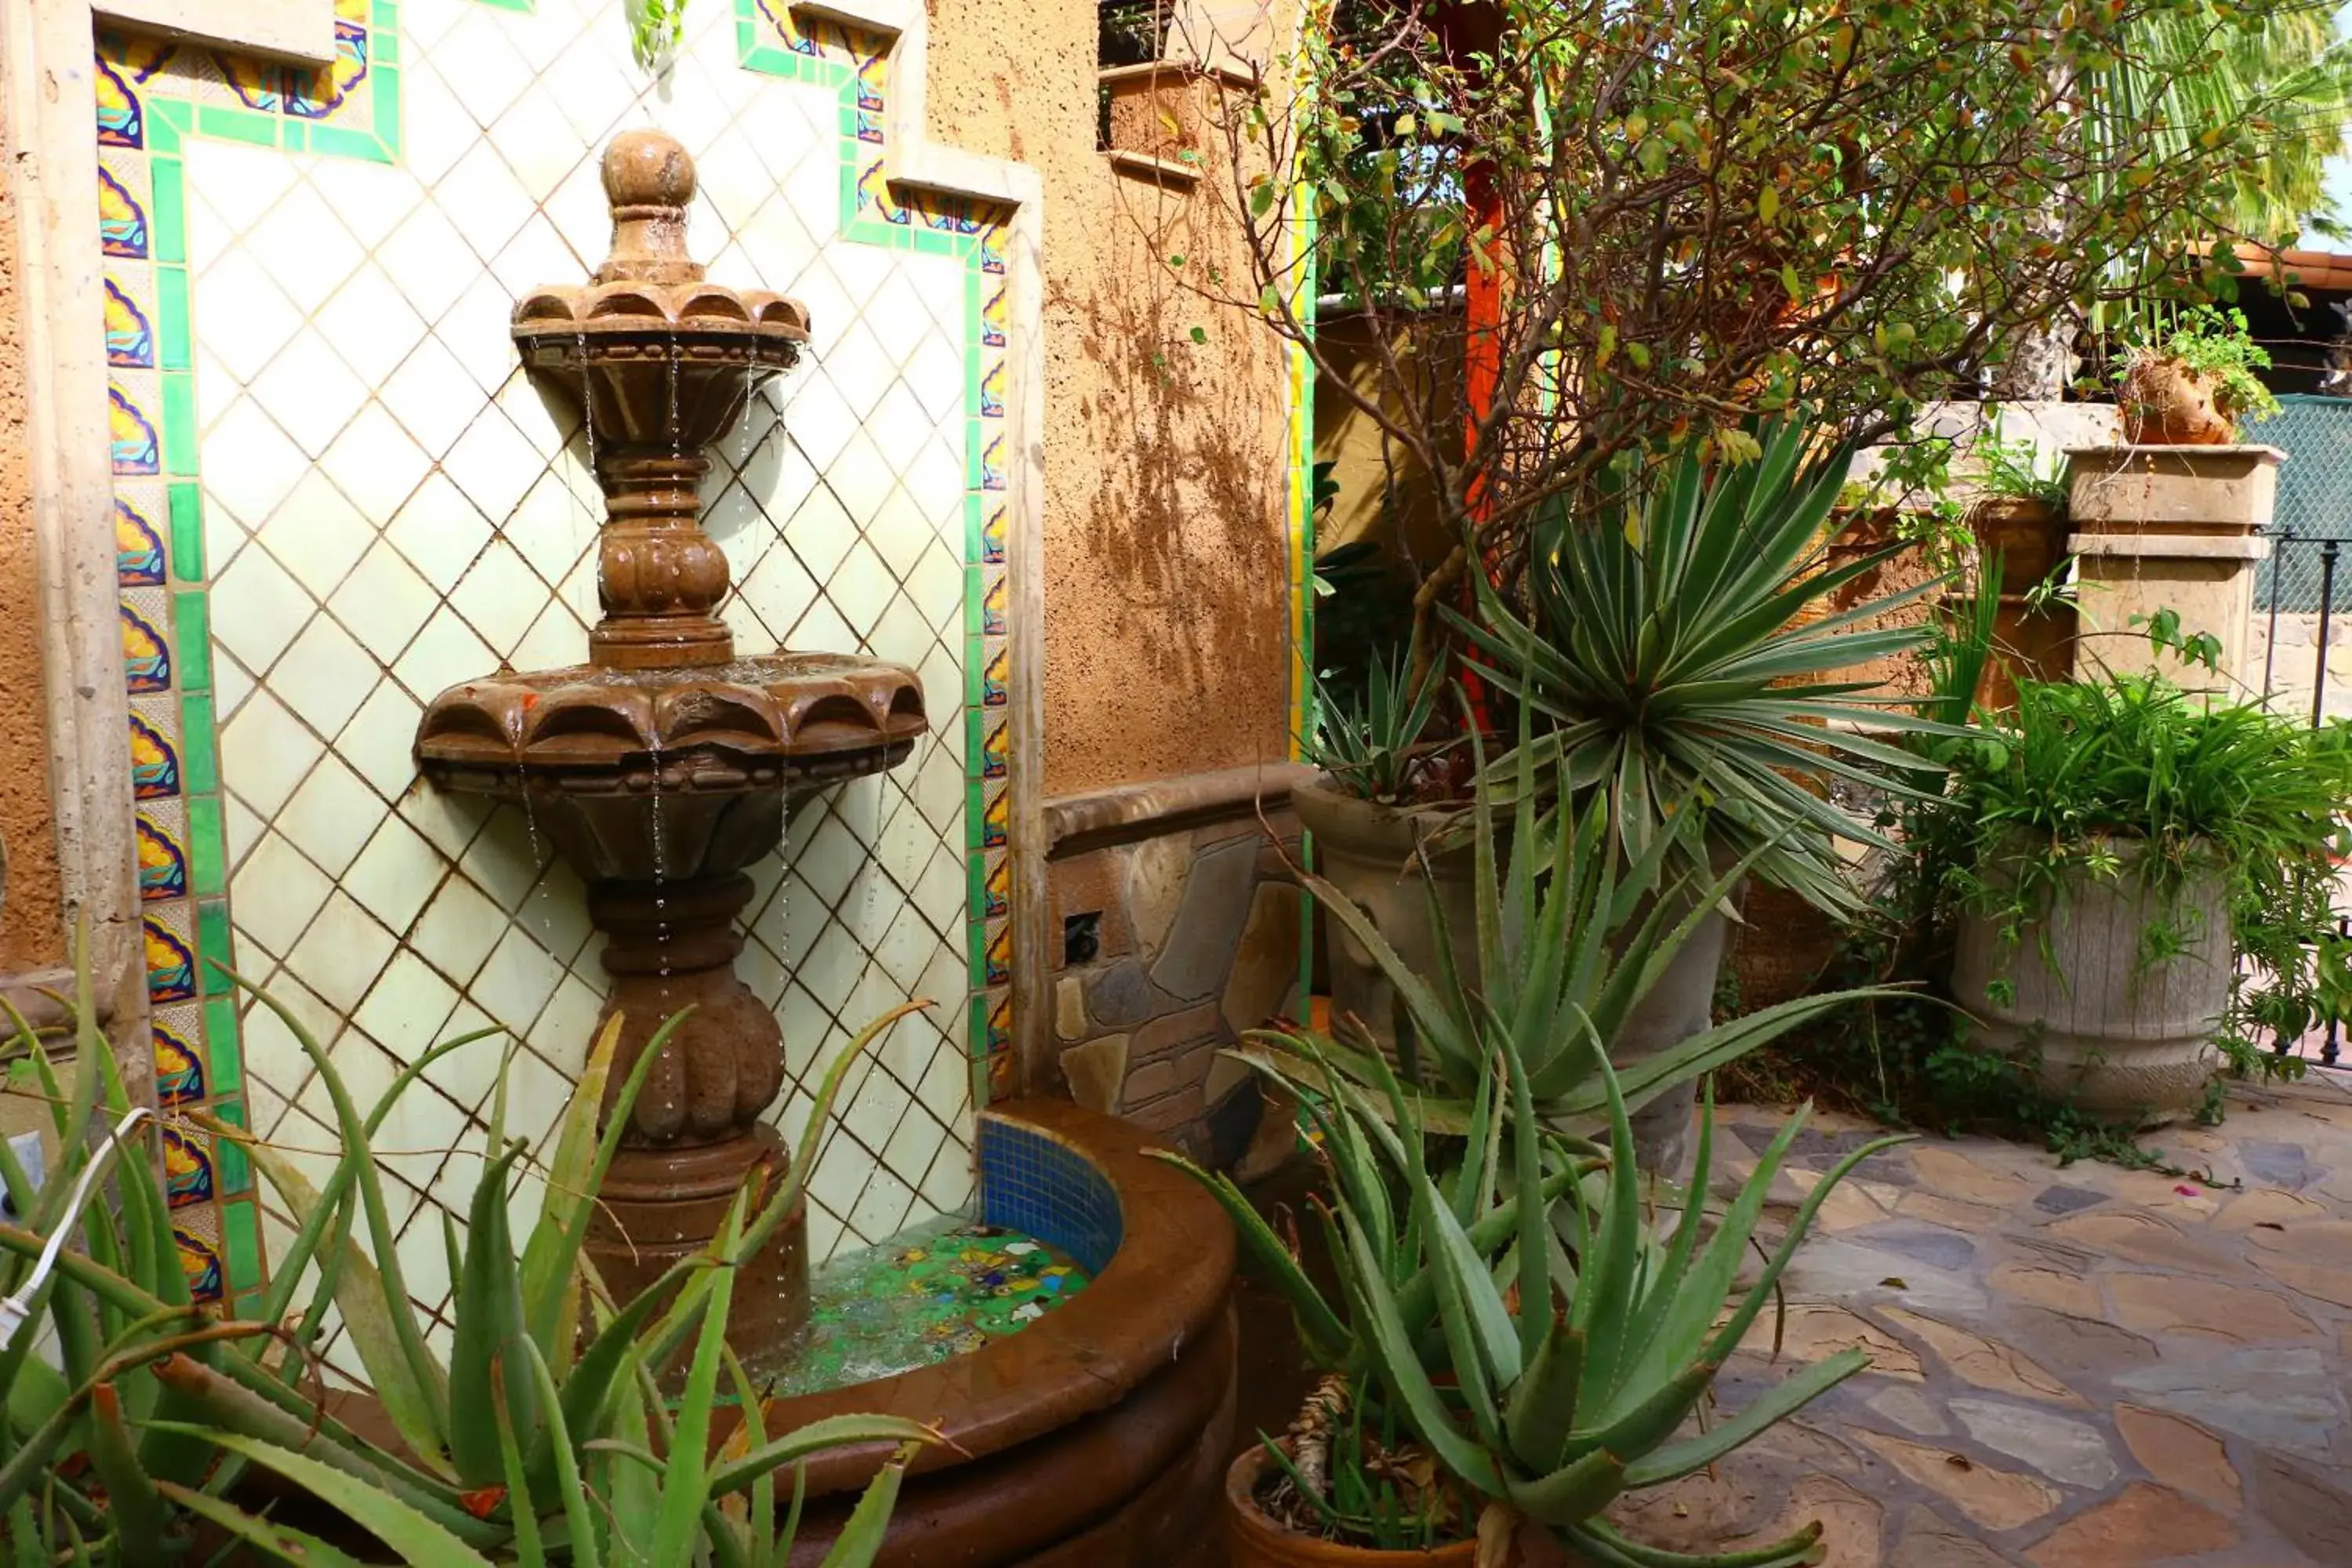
[751,1102,1238,1566]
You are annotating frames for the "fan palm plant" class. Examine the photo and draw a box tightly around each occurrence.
[1453,416,1955,917]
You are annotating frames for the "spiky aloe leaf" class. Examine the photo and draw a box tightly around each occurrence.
[705,1414,943,1499]
[1623,1348,1869,1488]
[163,1427,498,1568]
[1503,1318,1587,1476]
[448,1142,536,1488]
[157,1483,376,1568]
[240,1122,450,1479]
[520,1338,600,1568]
[814,1443,922,1568]
[85,1385,172,1568]
[520,1009,681,1370]
[1501,1443,1626,1528]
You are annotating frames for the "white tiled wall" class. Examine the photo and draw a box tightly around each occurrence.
[188,0,978,1358]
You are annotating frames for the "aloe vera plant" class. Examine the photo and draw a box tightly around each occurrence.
[1166,1018,1906,1563]
[1256,742,1910,1143]
[0,931,935,1566]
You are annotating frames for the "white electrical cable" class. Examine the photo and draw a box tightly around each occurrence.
[0,1106,156,1352]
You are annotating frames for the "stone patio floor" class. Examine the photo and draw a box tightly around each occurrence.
[1615,1076,2352,1567]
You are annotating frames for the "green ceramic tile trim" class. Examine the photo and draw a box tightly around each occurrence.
[156,267,191,373]
[171,591,210,692]
[187,794,227,898]
[161,374,198,474]
[203,996,242,1095]
[967,995,989,1060]
[180,695,219,794]
[150,159,187,265]
[961,641,987,709]
[168,483,203,582]
[310,124,392,164]
[195,899,234,996]
[470,0,535,12]
[150,98,189,156]
[961,564,986,640]
[222,1199,260,1292]
[282,122,309,154]
[194,107,278,149]
[212,1102,251,1196]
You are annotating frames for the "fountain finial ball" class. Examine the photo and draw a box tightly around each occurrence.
[604,129,695,216]
[591,129,704,286]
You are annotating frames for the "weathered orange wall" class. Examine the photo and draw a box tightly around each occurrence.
[0,105,67,974]
[921,0,1295,799]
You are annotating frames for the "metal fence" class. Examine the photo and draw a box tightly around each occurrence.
[2246,395,2352,612]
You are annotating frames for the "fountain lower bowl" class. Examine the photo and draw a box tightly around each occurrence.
[750,1102,1239,1567]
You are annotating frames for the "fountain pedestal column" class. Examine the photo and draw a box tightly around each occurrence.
[581,871,809,1344]
[412,129,926,1362]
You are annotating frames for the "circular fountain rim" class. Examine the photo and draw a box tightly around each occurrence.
[735,1102,1238,1503]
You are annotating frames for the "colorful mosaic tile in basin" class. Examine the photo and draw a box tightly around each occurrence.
[765,1216,1091,1397]
[92,0,1029,1346]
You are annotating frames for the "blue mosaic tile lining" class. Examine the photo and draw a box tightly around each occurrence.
[975,1116,1122,1275]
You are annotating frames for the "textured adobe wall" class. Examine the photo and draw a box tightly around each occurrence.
[0,108,67,973]
[920,0,1294,798]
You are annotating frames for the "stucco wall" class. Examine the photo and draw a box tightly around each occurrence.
[920,0,1294,799]
[0,106,66,973]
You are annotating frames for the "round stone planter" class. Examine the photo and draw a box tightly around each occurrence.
[1951,840,2230,1123]
[1291,774,1719,1176]
[1290,776,1483,1073]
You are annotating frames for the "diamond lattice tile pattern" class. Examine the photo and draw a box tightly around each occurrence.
[194,0,975,1370]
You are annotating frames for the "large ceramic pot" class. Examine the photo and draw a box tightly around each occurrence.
[2119,355,2236,445]
[1293,775,1721,1177]
[1291,776,1483,1073]
[1951,839,2229,1123]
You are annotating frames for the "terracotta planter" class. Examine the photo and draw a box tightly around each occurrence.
[2119,356,2237,445]
[1224,1445,1475,1567]
[1965,495,2074,705]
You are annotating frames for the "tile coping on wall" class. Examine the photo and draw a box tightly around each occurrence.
[1044,760,1316,860]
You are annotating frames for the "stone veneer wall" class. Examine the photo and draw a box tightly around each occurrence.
[1044,764,1308,1163]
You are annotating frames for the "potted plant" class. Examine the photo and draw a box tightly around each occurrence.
[1940,674,2352,1121]
[1164,782,1905,1563]
[2112,304,2281,446]
[1292,642,1476,1069]
[1453,416,1955,1167]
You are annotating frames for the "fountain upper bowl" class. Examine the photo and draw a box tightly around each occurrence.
[413,649,926,799]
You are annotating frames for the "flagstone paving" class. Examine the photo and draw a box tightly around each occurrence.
[1613,1075,2352,1566]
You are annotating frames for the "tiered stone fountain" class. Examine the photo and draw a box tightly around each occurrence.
[412,130,925,1356]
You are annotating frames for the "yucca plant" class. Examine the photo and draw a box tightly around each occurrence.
[1165,1009,1906,1562]
[1455,416,1958,916]
[0,934,935,1566]
[1304,639,1453,804]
